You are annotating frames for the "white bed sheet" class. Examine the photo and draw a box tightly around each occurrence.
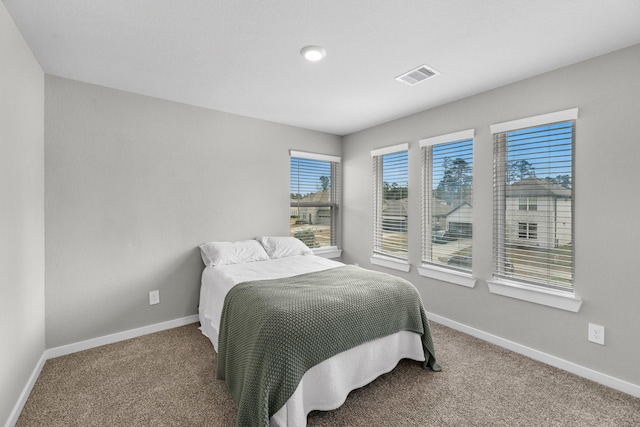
[198,255,425,427]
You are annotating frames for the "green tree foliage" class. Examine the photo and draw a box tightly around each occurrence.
[508,159,536,184]
[435,157,472,206]
[383,181,408,200]
[294,229,319,248]
[319,176,330,191]
[544,174,572,188]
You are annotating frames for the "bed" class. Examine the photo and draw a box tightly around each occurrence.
[198,237,439,427]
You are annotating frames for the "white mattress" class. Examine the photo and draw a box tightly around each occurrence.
[198,255,425,426]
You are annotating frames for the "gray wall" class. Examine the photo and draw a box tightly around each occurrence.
[3,5,639,419]
[44,76,341,348]
[342,43,640,386]
[0,3,45,424]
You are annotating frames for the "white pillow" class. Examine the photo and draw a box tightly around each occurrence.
[256,236,313,259]
[199,240,270,267]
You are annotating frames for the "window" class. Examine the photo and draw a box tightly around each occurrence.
[371,143,409,270]
[519,197,537,211]
[420,130,474,279]
[491,109,576,291]
[290,151,340,254]
[518,222,537,240]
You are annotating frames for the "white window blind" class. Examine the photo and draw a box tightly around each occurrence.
[290,151,340,249]
[420,130,474,272]
[372,143,409,260]
[492,109,576,290]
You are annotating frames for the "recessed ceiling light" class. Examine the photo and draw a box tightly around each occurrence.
[300,45,327,62]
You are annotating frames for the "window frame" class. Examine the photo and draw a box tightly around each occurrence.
[519,197,537,211]
[418,129,477,288]
[488,108,582,312]
[370,143,410,272]
[518,222,538,240]
[289,150,342,258]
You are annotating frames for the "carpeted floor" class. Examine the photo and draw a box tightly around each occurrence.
[16,322,640,426]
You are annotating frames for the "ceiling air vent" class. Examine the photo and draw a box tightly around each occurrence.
[395,64,440,86]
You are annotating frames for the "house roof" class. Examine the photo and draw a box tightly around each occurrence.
[300,190,330,203]
[445,202,473,217]
[432,198,470,218]
[383,199,408,217]
[291,190,331,205]
[506,177,572,198]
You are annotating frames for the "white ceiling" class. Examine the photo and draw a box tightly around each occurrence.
[4,0,640,135]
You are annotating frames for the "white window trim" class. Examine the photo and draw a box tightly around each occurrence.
[370,142,409,157]
[420,129,475,281]
[490,108,579,307]
[487,278,583,313]
[312,246,342,259]
[290,150,341,163]
[290,150,341,251]
[490,108,578,134]
[418,264,477,288]
[419,129,475,147]
[371,143,410,264]
[370,254,411,272]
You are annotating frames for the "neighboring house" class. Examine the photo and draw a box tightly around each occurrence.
[431,198,473,237]
[291,190,331,225]
[431,198,452,231]
[506,177,572,249]
[444,203,473,237]
[382,198,408,232]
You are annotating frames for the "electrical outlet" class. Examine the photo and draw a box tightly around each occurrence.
[588,323,605,345]
[149,290,160,306]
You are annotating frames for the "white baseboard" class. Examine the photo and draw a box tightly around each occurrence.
[5,314,199,427]
[4,353,46,427]
[427,312,640,399]
[45,314,199,359]
[8,312,640,427]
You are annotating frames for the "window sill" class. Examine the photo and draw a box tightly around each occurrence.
[312,246,342,259]
[487,278,583,313]
[370,254,411,272]
[418,264,477,288]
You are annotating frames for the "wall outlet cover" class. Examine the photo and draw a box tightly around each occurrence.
[149,290,160,305]
[588,323,605,345]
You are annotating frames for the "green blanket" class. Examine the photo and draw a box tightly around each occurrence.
[216,265,440,427]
